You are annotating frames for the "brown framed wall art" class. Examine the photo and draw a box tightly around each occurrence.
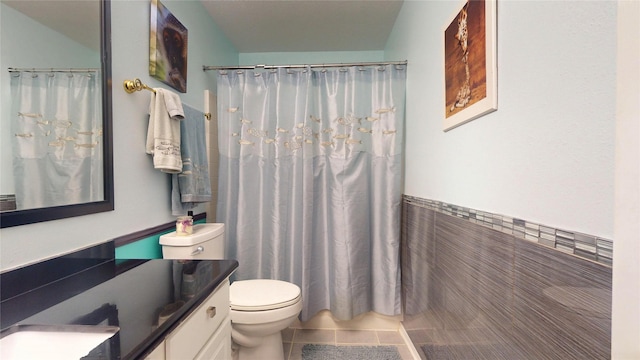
[443,0,497,131]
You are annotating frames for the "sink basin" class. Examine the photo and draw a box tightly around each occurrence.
[0,324,119,360]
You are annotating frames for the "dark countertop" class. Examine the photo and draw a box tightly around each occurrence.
[1,257,238,359]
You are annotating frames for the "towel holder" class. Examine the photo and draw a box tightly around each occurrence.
[125,79,213,121]
[123,78,156,94]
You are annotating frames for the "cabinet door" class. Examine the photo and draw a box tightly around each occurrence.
[194,315,231,360]
[144,341,165,360]
[166,280,230,359]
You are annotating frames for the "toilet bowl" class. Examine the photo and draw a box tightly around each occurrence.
[159,223,303,360]
[230,279,302,360]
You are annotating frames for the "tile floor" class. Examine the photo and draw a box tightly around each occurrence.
[281,327,416,360]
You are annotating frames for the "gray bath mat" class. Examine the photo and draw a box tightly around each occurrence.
[302,344,402,360]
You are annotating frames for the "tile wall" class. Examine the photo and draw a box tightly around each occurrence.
[401,195,612,359]
[403,196,613,266]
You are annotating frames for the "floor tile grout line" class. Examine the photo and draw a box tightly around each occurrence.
[375,330,381,345]
[286,329,296,360]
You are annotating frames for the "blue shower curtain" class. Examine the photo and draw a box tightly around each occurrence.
[216,64,406,321]
[10,70,103,210]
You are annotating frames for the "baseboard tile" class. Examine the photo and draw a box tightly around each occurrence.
[292,310,401,331]
[398,323,422,360]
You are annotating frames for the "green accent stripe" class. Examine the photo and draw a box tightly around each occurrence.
[115,219,207,259]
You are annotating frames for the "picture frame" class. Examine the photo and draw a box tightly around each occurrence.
[443,0,497,131]
[150,0,188,93]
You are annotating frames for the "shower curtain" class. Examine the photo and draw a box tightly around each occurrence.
[217,64,406,321]
[10,70,103,210]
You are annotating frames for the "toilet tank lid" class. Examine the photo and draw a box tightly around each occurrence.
[159,223,225,246]
[230,279,301,311]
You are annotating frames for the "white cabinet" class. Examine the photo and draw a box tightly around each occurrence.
[194,314,232,360]
[146,279,231,360]
[145,342,166,360]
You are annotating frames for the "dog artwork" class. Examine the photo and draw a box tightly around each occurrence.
[162,19,187,92]
[150,0,188,92]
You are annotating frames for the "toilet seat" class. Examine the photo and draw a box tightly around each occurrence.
[230,279,301,311]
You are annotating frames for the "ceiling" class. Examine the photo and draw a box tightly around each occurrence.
[200,0,404,53]
[2,0,404,54]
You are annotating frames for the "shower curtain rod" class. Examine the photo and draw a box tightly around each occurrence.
[8,67,99,73]
[202,60,407,71]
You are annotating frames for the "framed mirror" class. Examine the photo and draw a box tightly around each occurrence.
[0,0,113,228]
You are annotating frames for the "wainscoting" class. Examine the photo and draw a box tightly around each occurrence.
[401,196,612,359]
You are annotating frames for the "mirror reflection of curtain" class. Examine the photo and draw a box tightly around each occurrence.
[10,70,103,210]
[217,65,406,321]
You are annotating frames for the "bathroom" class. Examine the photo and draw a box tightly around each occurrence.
[0,0,638,359]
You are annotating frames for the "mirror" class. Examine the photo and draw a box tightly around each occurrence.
[0,0,113,228]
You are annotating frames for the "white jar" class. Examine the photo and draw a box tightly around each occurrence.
[176,216,193,236]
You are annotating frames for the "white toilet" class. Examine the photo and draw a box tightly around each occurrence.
[160,223,302,360]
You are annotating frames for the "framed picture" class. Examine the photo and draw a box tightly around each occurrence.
[150,0,188,93]
[443,0,497,131]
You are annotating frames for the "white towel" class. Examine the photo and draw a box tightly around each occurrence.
[163,89,185,120]
[146,88,184,173]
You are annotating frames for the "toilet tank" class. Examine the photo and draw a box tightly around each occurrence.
[159,223,225,260]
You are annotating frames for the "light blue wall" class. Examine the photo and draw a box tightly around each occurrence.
[239,51,385,66]
[0,4,98,68]
[0,0,238,272]
[386,0,616,239]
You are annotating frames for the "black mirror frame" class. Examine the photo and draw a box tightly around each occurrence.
[0,0,114,228]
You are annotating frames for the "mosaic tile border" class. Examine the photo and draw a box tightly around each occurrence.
[0,194,16,211]
[403,195,613,267]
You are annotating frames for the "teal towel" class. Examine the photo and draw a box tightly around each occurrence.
[171,104,211,215]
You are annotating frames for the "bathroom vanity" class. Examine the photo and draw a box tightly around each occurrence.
[145,278,231,359]
[0,245,238,360]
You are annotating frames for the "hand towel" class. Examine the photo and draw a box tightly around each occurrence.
[146,88,184,173]
[163,89,185,120]
[171,104,212,215]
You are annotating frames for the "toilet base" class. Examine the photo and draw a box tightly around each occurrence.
[233,332,284,360]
